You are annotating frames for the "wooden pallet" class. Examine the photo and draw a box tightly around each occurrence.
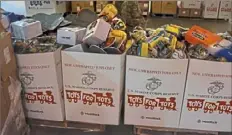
[27,118,105,132]
[134,126,218,135]
[151,13,177,18]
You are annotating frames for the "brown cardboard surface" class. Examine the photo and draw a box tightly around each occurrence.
[0,79,11,132]
[71,1,94,12]
[152,1,162,14]
[0,30,17,81]
[178,8,190,17]
[190,8,202,18]
[161,1,177,15]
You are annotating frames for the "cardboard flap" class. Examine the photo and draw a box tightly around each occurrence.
[0,22,6,33]
[64,44,88,52]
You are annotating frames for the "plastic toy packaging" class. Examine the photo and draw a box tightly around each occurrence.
[13,36,61,54]
[128,24,188,59]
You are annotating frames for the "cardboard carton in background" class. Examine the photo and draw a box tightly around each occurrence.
[161,1,177,15]
[71,1,94,12]
[180,59,232,132]
[178,8,190,17]
[16,48,65,121]
[25,0,69,16]
[124,56,188,128]
[190,8,202,18]
[218,0,232,19]
[62,48,125,125]
[181,0,202,9]
[139,1,149,16]
[203,0,220,19]
[151,1,162,14]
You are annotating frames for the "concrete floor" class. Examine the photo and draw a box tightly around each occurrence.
[30,18,231,135]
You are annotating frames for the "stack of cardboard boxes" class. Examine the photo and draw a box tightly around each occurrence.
[0,23,17,132]
[178,0,202,18]
[151,1,177,15]
[138,1,150,16]
[0,23,27,135]
[71,1,94,13]
[96,1,109,13]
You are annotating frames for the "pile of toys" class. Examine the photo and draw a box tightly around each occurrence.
[128,24,232,62]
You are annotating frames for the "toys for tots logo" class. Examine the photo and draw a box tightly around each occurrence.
[66,90,115,107]
[127,95,177,111]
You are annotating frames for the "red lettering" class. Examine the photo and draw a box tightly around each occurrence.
[66,90,81,103]
[127,95,144,107]
[187,99,205,111]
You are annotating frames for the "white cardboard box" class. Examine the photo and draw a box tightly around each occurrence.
[25,0,68,16]
[182,0,202,9]
[203,0,220,19]
[179,59,232,132]
[218,0,232,19]
[83,19,111,45]
[16,48,65,121]
[62,48,125,125]
[11,19,42,40]
[124,56,188,128]
[57,27,86,46]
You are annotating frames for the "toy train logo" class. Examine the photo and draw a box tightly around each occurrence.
[207,81,224,95]
[81,71,97,86]
[20,72,34,86]
[146,77,162,91]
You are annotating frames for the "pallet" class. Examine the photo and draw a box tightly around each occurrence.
[134,126,218,135]
[151,13,177,18]
[27,118,105,132]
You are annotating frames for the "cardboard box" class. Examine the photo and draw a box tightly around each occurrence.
[57,27,86,46]
[152,1,162,14]
[181,0,202,9]
[71,1,94,12]
[161,1,177,15]
[124,56,188,128]
[25,0,68,16]
[218,0,232,19]
[11,19,42,40]
[139,2,149,16]
[203,0,220,19]
[62,47,125,125]
[1,92,27,135]
[190,8,202,18]
[83,19,111,45]
[180,59,232,132]
[0,80,11,132]
[178,8,190,17]
[0,25,17,82]
[96,1,108,13]
[16,48,65,121]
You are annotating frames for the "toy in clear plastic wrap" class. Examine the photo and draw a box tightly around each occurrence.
[13,36,61,54]
[99,4,118,22]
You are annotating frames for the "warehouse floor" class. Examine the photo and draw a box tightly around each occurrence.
[29,18,231,135]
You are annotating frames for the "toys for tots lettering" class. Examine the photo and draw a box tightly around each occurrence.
[25,91,56,104]
[66,90,115,107]
[187,99,232,114]
[127,94,177,111]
